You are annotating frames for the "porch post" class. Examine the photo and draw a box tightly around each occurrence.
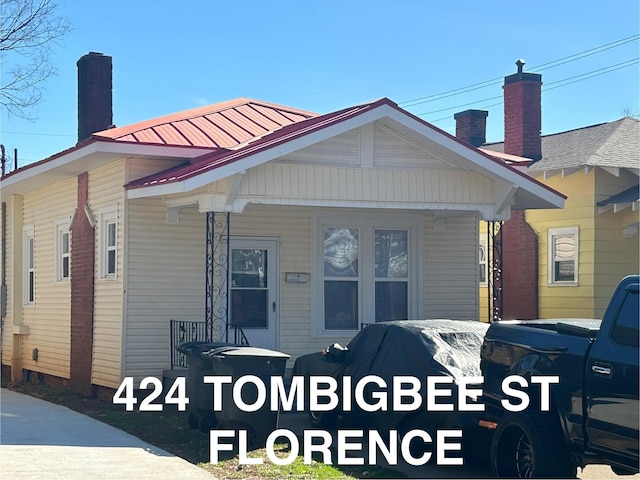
[488,221,504,322]
[205,212,230,341]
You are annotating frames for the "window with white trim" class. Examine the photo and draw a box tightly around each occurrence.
[99,206,118,279]
[24,225,35,304]
[548,227,578,285]
[316,215,417,334]
[479,237,488,285]
[55,219,71,281]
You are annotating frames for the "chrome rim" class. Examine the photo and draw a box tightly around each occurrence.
[514,431,534,478]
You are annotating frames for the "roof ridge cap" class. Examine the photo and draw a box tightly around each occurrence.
[93,97,318,140]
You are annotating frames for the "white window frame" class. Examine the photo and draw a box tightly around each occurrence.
[24,225,35,305]
[547,226,579,286]
[55,219,71,282]
[99,206,118,279]
[312,212,421,337]
[479,236,488,286]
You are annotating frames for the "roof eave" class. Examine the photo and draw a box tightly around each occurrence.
[1,139,216,198]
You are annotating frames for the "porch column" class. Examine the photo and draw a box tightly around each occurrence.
[488,221,504,322]
[205,212,230,341]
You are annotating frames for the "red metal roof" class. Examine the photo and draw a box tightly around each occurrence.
[126,99,385,189]
[125,97,565,205]
[94,98,316,149]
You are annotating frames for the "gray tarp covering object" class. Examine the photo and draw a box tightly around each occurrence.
[291,319,489,431]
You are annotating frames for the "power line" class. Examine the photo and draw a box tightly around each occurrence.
[544,58,639,91]
[423,59,639,123]
[399,34,639,108]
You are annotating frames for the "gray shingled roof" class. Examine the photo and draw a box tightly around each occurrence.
[482,117,640,172]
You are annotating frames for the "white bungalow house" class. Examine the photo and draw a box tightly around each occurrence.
[0,54,565,395]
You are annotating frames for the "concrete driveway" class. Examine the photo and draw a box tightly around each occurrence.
[0,388,215,480]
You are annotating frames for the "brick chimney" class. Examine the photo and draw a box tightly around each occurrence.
[77,52,112,143]
[503,59,542,161]
[500,59,542,320]
[454,109,488,147]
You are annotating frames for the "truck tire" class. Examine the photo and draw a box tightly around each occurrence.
[492,413,577,478]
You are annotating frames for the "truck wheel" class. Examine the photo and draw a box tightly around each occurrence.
[492,413,577,478]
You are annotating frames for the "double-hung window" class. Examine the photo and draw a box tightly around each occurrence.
[24,225,35,304]
[374,229,408,322]
[548,227,578,285]
[323,227,360,330]
[316,215,417,334]
[479,237,488,285]
[55,219,71,281]
[99,206,118,279]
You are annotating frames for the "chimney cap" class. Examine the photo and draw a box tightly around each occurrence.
[516,59,525,73]
[454,109,489,120]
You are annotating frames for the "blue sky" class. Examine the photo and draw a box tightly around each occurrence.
[1,0,638,167]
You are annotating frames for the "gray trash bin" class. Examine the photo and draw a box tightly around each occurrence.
[176,341,237,432]
[203,346,289,447]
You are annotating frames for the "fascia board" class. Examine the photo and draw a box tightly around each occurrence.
[2,141,214,197]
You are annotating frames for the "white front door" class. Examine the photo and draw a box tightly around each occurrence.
[229,238,279,350]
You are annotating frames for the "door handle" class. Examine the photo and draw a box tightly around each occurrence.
[272,301,276,313]
[592,365,612,376]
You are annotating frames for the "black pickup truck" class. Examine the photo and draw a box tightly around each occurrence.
[479,275,639,478]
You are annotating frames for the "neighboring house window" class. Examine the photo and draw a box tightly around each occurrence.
[316,215,417,334]
[24,225,35,304]
[99,206,118,279]
[548,227,579,285]
[55,219,71,281]
[479,237,488,285]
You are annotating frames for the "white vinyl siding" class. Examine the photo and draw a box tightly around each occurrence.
[19,177,76,379]
[89,161,126,388]
[124,198,206,382]
[240,163,495,207]
[424,214,479,320]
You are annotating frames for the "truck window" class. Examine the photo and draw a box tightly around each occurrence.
[612,289,639,348]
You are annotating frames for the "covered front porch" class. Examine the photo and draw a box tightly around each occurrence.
[119,98,564,383]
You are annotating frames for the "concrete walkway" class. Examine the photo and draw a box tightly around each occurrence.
[0,388,216,480]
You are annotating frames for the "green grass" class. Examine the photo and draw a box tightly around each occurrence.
[2,378,404,479]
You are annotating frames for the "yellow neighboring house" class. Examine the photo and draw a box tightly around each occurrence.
[481,117,639,321]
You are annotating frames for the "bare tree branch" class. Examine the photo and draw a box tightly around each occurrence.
[0,0,71,119]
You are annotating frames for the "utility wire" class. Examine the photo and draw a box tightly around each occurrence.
[424,59,639,123]
[399,34,639,108]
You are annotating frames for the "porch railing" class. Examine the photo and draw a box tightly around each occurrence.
[170,319,250,369]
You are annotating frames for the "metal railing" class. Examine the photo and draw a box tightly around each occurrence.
[170,319,250,369]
